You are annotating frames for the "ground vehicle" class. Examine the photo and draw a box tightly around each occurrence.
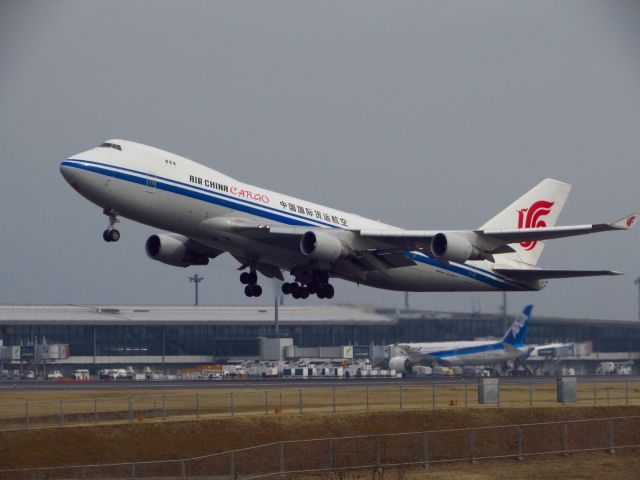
[47,370,63,380]
[72,369,90,380]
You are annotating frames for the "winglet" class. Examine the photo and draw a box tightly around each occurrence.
[610,213,640,230]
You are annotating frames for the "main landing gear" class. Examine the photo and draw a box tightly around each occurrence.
[102,208,120,242]
[282,271,334,300]
[240,268,262,297]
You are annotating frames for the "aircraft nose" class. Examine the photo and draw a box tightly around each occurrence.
[60,159,82,191]
[60,160,74,182]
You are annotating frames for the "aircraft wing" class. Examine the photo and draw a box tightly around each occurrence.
[359,212,639,253]
[493,268,622,279]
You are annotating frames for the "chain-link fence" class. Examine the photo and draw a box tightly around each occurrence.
[1,379,639,430]
[1,415,639,479]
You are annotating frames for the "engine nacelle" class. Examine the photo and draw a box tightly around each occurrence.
[388,356,412,373]
[430,232,480,262]
[145,234,210,268]
[300,230,349,262]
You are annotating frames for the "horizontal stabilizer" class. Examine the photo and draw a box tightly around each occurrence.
[494,268,622,280]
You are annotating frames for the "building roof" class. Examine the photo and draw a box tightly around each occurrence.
[0,304,638,329]
[0,305,395,326]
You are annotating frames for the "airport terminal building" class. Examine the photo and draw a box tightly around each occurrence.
[0,304,639,372]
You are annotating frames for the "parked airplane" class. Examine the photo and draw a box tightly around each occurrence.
[389,305,534,373]
[60,140,638,299]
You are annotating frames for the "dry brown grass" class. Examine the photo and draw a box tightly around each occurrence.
[1,405,639,473]
[1,382,639,431]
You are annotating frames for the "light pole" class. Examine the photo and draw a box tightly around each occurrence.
[189,274,204,305]
[635,277,640,321]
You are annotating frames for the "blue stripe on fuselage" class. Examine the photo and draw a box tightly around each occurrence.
[62,159,532,291]
[428,342,526,359]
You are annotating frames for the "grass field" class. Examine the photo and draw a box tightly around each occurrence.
[1,380,639,431]
[1,405,639,476]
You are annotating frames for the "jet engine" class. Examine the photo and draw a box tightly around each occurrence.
[388,356,412,373]
[145,234,210,268]
[429,233,480,263]
[300,230,350,262]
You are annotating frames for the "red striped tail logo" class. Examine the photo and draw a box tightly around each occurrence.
[517,200,555,251]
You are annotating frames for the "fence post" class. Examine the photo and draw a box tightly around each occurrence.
[608,419,616,454]
[265,391,269,415]
[432,385,436,410]
[517,426,523,461]
[469,430,476,464]
[625,380,629,405]
[423,432,429,468]
[333,387,336,412]
[162,395,166,420]
[298,389,303,414]
[94,398,98,424]
[81,465,86,480]
[196,393,200,418]
[366,386,370,411]
[529,382,533,407]
[464,381,468,408]
[25,401,30,428]
[328,438,334,469]
[230,392,234,417]
[59,400,64,426]
[181,460,186,480]
[376,435,381,467]
[563,423,569,457]
[128,397,133,422]
[131,462,136,479]
[399,385,403,410]
[229,450,236,480]
[280,442,285,473]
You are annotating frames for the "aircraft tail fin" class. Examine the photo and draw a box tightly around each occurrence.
[502,305,533,345]
[480,179,571,266]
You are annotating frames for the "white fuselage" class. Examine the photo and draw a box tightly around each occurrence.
[59,140,540,292]
[405,340,528,366]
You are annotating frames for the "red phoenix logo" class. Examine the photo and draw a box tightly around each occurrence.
[627,216,636,228]
[517,200,555,251]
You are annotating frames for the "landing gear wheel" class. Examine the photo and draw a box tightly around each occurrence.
[251,284,263,297]
[307,283,317,295]
[244,285,254,297]
[290,283,301,299]
[281,282,292,295]
[240,272,251,285]
[248,271,258,285]
[108,229,120,242]
[103,230,111,242]
[299,287,309,299]
[325,284,334,299]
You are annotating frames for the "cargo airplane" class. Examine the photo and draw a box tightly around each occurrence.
[60,140,638,299]
[388,305,533,374]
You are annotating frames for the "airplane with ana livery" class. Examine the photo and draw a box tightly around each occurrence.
[60,140,638,299]
[388,305,533,374]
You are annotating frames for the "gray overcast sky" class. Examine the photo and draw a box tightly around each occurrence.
[1,1,639,320]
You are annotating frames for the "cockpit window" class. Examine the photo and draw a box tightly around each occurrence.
[99,142,122,151]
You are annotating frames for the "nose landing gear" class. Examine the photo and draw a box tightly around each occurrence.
[240,268,262,297]
[102,209,120,242]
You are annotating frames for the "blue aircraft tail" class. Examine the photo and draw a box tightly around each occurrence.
[502,305,533,345]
